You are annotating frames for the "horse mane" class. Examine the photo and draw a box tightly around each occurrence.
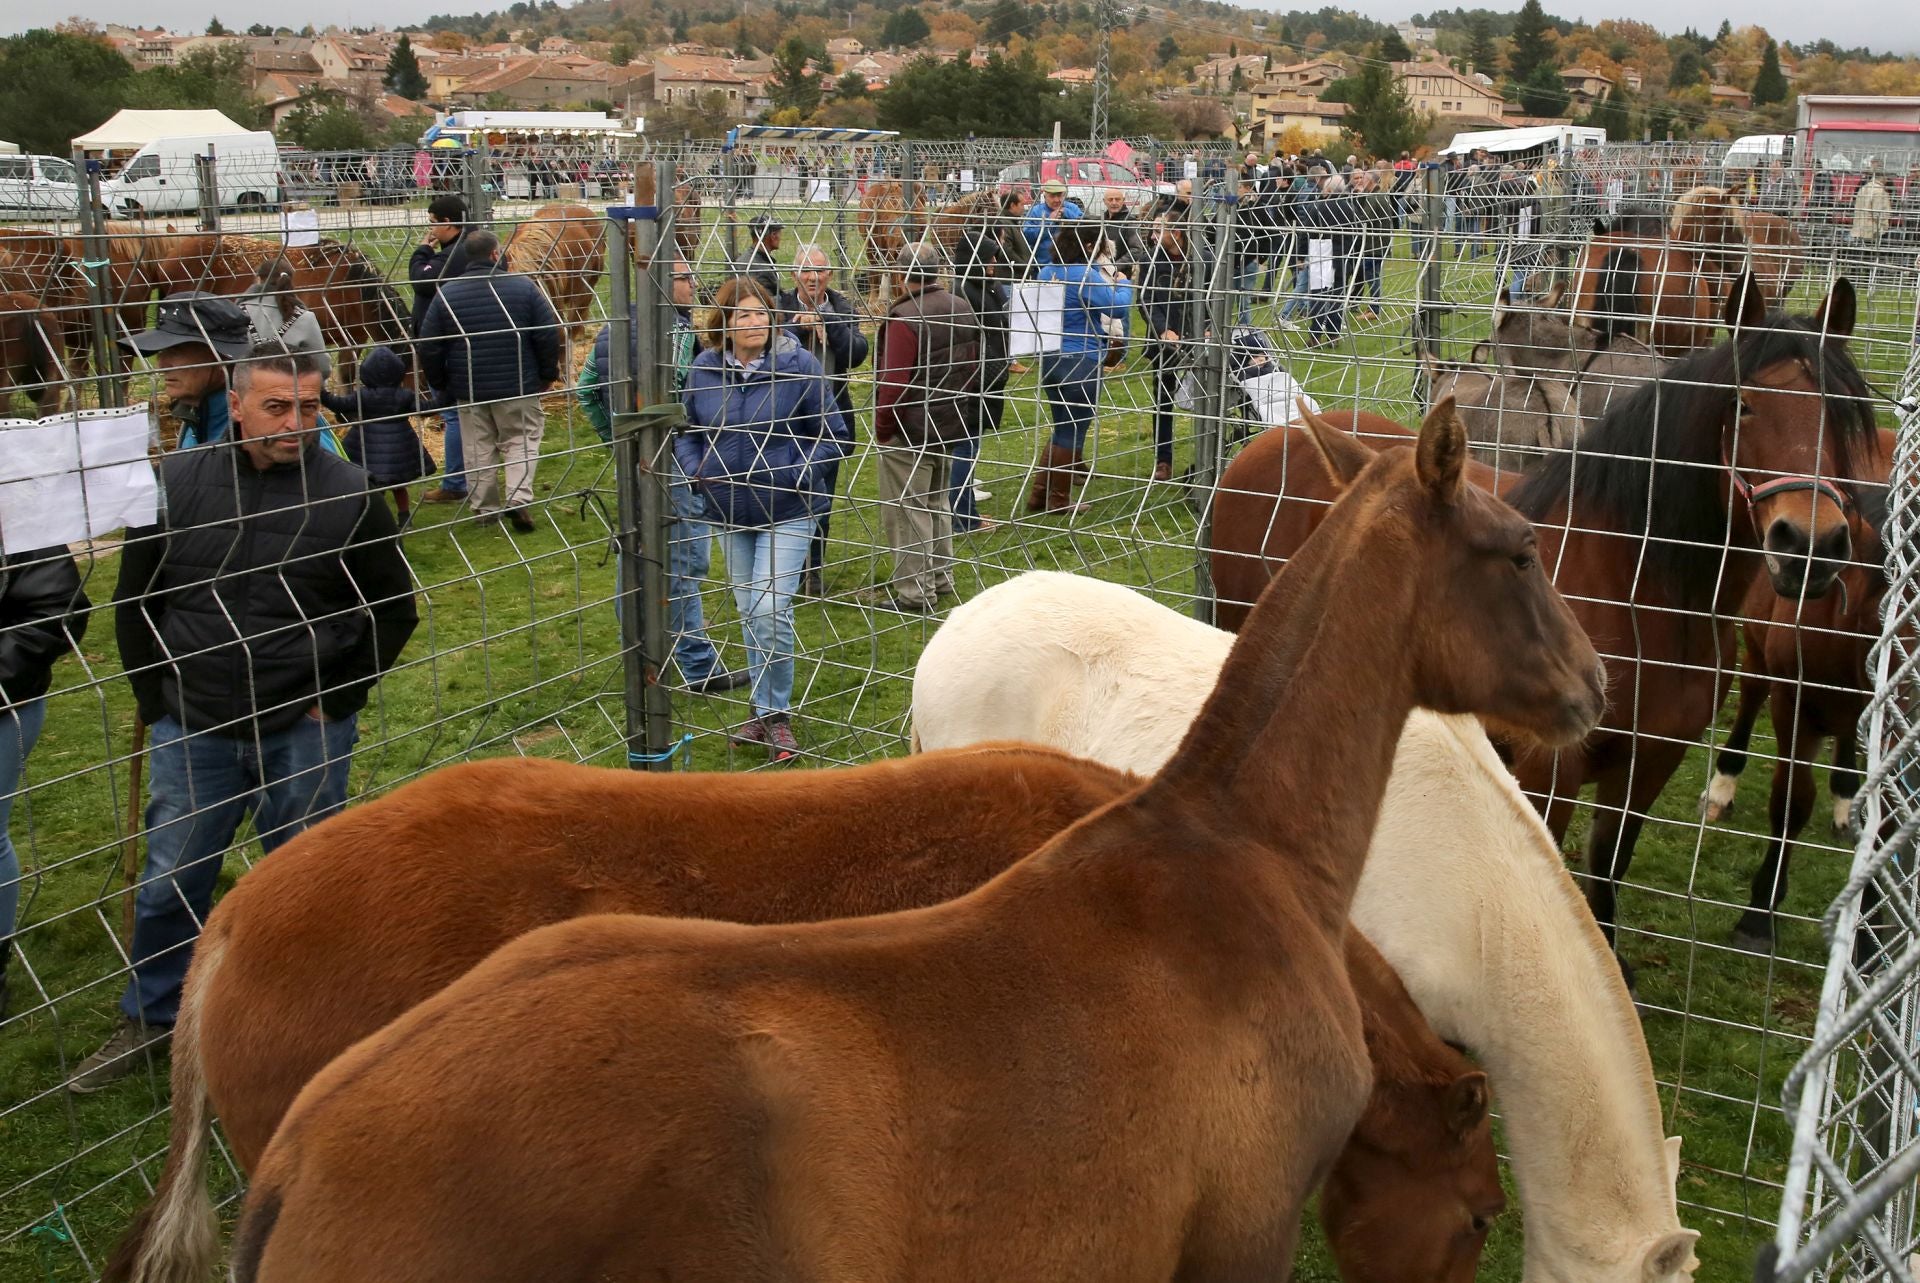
[1668,185,1734,241]
[1598,202,1670,241]
[1508,311,1880,612]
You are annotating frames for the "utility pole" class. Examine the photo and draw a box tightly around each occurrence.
[1091,0,1113,144]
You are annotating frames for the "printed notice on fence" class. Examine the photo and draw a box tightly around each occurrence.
[0,405,158,554]
[1307,239,1336,292]
[282,207,321,247]
[1007,282,1066,357]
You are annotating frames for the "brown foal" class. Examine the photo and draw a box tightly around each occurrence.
[232,401,1601,1283]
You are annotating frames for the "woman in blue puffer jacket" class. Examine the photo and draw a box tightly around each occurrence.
[1028,221,1133,515]
[675,277,851,762]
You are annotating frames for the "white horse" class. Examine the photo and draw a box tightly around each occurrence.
[911,570,1699,1283]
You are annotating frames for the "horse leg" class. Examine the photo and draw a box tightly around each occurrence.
[1735,699,1821,953]
[1702,656,1771,822]
[1829,715,1863,836]
[1585,741,1685,985]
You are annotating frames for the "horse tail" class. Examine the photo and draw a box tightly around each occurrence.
[99,934,225,1283]
[1594,246,1643,342]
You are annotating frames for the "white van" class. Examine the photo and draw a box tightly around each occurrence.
[0,154,81,219]
[100,132,280,218]
[1723,134,1791,169]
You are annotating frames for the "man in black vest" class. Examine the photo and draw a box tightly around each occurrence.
[71,345,418,1091]
[858,241,980,614]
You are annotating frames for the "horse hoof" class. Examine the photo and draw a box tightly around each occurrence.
[1699,772,1738,823]
[1832,796,1856,837]
[1730,920,1776,954]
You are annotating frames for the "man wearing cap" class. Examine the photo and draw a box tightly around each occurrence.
[857,241,979,613]
[745,214,784,299]
[410,194,474,505]
[120,292,254,450]
[71,343,418,1091]
[1020,179,1083,271]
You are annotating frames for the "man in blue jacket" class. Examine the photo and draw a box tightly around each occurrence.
[409,194,474,504]
[1021,178,1083,271]
[418,229,562,533]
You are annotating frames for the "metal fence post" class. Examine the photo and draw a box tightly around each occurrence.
[901,140,918,244]
[71,148,124,409]
[1413,164,1445,405]
[1190,186,1235,625]
[608,185,679,771]
[464,143,491,226]
[194,146,219,233]
[723,143,740,268]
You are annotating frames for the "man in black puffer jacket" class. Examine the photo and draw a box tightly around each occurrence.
[417,228,562,532]
[71,345,418,1092]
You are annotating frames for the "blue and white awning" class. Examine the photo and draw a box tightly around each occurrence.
[725,126,902,149]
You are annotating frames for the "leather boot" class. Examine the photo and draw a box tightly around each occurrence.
[1025,453,1052,513]
[1044,445,1085,515]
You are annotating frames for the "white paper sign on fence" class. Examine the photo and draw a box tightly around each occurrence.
[0,405,158,554]
[1308,239,1335,292]
[1517,206,1534,239]
[281,207,320,247]
[959,169,976,192]
[809,178,834,203]
[1007,281,1066,357]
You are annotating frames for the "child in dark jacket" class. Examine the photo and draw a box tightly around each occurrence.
[320,346,435,527]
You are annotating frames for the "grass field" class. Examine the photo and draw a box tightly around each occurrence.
[2,193,1916,1280]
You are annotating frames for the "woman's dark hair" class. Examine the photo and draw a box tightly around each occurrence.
[1054,221,1099,266]
[256,256,295,294]
[697,276,777,350]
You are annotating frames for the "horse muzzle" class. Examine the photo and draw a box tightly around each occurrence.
[1764,516,1850,603]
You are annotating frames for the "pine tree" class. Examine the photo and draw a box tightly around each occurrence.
[1582,85,1632,137]
[984,0,1031,46]
[1155,34,1179,66]
[206,16,227,35]
[1514,61,1569,116]
[1378,25,1411,63]
[1669,48,1703,88]
[1713,19,1733,47]
[1344,43,1424,159]
[672,10,689,42]
[1465,14,1498,76]
[384,34,428,100]
[771,37,821,113]
[608,40,634,67]
[1506,0,1554,84]
[881,6,931,49]
[1751,39,1787,105]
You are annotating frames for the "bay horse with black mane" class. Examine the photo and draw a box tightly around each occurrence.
[1570,204,1719,356]
[230,403,1602,1283]
[1212,272,1882,975]
[1702,457,1892,951]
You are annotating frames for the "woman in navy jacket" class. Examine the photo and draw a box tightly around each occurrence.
[675,278,850,762]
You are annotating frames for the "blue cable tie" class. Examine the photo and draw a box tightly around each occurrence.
[628,732,693,766]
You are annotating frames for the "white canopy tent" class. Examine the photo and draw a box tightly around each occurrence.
[73,110,251,153]
[0,140,19,155]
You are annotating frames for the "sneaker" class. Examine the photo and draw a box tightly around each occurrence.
[972,486,993,502]
[730,717,768,747]
[419,487,466,504]
[687,668,748,694]
[765,717,800,764]
[68,1019,171,1094]
[957,517,1000,535]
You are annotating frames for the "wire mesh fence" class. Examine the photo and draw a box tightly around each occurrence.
[1,138,1918,1281]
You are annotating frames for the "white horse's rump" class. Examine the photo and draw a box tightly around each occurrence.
[912,571,1698,1283]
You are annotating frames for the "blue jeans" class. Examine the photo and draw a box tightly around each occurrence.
[121,712,358,1026]
[1280,265,1312,321]
[720,517,814,719]
[1,699,49,943]
[1042,350,1102,454]
[1234,255,1262,326]
[949,432,980,528]
[667,479,722,683]
[1354,255,1383,301]
[438,407,468,495]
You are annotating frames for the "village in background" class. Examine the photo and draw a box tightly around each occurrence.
[3,0,1920,167]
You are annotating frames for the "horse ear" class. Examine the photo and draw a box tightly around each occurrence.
[1415,397,1467,504]
[1664,1135,1683,1185]
[1297,399,1375,489]
[1444,1071,1490,1138]
[1723,270,1768,331]
[1640,1229,1699,1281]
[1814,277,1857,341]
[1542,278,1567,310]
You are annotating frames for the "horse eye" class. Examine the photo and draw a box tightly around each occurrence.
[1471,1215,1493,1234]
[1511,552,1535,571]
[1737,400,1756,417]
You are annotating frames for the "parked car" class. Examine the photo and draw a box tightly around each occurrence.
[0,154,81,220]
[994,153,1155,210]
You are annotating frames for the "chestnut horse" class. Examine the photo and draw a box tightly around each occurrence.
[0,226,154,375]
[1669,184,1805,305]
[911,570,1701,1282]
[1212,274,1883,973]
[632,159,703,263]
[857,185,1010,307]
[1701,449,1892,951]
[108,746,1496,1283]
[0,292,71,413]
[231,405,1602,1283]
[504,203,605,338]
[1570,205,1718,355]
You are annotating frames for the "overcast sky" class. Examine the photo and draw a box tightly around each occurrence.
[4,0,1915,56]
